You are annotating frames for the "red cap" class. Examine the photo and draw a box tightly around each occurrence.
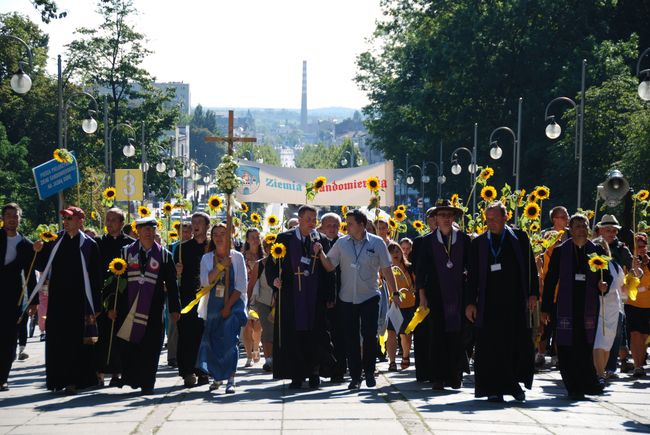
[60,206,86,219]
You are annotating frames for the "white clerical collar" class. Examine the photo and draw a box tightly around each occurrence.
[436,228,457,245]
[294,227,310,241]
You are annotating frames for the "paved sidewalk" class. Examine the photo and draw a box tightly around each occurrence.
[0,337,648,434]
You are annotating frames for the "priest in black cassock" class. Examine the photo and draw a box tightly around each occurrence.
[95,207,134,386]
[466,202,538,402]
[33,206,102,394]
[110,217,181,395]
[268,205,334,389]
[0,203,37,392]
[174,212,210,388]
[541,214,608,400]
[410,207,437,382]
[416,200,470,390]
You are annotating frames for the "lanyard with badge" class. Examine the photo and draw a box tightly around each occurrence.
[350,237,367,270]
[487,230,506,272]
[573,244,587,282]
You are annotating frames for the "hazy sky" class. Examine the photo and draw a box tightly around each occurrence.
[2,0,384,109]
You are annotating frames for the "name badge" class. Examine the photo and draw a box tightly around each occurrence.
[300,256,311,265]
[575,273,586,282]
[490,263,502,272]
[215,283,225,298]
[350,263,359,270]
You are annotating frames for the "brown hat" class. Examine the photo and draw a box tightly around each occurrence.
[430,199,463,218]
[60,206,85,219]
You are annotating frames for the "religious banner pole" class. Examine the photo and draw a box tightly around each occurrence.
[206,111,256,297]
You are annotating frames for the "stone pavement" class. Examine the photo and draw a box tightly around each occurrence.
[1,337,649,434]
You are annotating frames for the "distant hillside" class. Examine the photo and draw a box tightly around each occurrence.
[205,107,360,121]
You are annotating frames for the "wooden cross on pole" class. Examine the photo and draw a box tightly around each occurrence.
[204,110,257,297]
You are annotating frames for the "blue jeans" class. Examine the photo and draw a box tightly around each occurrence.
[338,295,379,381]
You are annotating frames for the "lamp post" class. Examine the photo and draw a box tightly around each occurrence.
[489,98,523,220]
[340,150,354,168]
[450,123,478,216]
[406,164,424,218]
[394,169,406,206]
[1,34,33,94]
[62,92,99,148]
[544,59,586,209]
[107,122,137,184]
[636,48,650,101]
[423,160,445,204]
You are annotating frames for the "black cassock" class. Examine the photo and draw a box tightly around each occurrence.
[323,235,345,379]
[174,238,207,378]
[267,230,335,381]
[467,228,538,398]
[36,233,102,390]
[95,233,134,373]
[416,229,471,387]
[113,243,181,391]
[411,233,433,382]
[0,230,36,386]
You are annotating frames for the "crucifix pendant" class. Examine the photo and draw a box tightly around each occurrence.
[294,267,305,291]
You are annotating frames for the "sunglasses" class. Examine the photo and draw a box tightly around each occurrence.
[64,216,77,221]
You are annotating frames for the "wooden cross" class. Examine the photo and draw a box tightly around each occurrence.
[204,110,257,297]
[294,267,305,292]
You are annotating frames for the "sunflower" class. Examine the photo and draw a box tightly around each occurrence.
[103,187,117,201]
[172,220,181,231]
[250,212,261,224]
[479,166,494,181]
[208,195,223,211]
[168,230,179,239]
[138,206,151,218]
[103,226,108,234]
[53,148,73,163]
[586,210,595,220]
[130,220,138,235]
[388,217,397,230]
[340,222,348,234]
[535,186,550,201]
[588,255,609,272]
[528,192,538,203]
[270,242,287,260]
[173,202,186,209]
[636,190,650,201]
[266,214,280,227]
[393,209,406,222]
[529,222,541,232]
[240,202,249,213]
[264,233,277,245]
[366,176,380,192]
[507,210,513,221]
[480,185,497,202]
[413,220,425,231]
[91,211,98,221]
[450,193,459,206]
[396,204,406,212]
[108,258,128,276]
[517,189,527,207]
[157,220,164,230]
[162,202,173,216]
[313,176,327,190]
[39,231,58,242]
[341,205,348,215]
[524,202,541,220]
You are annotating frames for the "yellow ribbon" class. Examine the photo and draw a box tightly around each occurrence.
[404,306,430,334]
[625,272,640,302]
[180,263,225,314]
[378,329,388,354]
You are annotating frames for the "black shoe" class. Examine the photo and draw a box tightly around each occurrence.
[365,374,376,388]
[288,379,302,389]
[262,362,273,372]
[432,382,445,391]
[330,375,345,383]
[64,386,77,395]
[0,383,8,392]
[567,393,585,401]
[141,388,154,395]
[347,380,361,390]
[487,395,504,402]
[40,333,46,342]
[168,360,177,368]
[196,375,209,386]
[308,376,320,388]
[513,391,526,402]
[109,377,123,388]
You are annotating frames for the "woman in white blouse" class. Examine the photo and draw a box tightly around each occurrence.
[195,223,248,394]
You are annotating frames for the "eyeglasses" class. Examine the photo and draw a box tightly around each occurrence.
[64,216,75,221]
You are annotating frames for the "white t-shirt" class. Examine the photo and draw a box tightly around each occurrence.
[4,234,22,266]
[200,249,248,306]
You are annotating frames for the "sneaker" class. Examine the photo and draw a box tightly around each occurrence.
[632,367,646,378]
[18,352,28,361]
[225,384,235,394]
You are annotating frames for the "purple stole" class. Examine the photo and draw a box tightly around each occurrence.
[289,232,318,331]
[555,239,598,346]
[431,229,465,332]
[123,242,163,343]
[476,226,528,328]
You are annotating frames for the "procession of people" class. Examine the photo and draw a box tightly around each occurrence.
[1,179,649,405]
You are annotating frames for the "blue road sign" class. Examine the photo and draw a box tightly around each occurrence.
[32,156,79,200]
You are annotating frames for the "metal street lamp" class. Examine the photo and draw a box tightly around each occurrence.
[107,122,137,183]
[489,98,523,220]
[63,92,99,149]
[636,48,650,101]
[394,168,406,206]
[1,34,33,94]
[544,59,586,209]
[449,123,478,216]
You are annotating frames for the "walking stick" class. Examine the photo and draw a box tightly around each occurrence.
[600,269,606,336]
[106,275,121,366]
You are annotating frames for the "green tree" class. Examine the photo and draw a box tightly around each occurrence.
[236,142,281,166]
[0,122,33,227]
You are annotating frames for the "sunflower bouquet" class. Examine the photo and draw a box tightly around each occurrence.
[588,252,611,335]
[305,176,327,203]
[36,224,59,243]
[53,148,74,164]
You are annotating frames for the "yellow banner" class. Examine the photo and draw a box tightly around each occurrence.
[115,169,143,201]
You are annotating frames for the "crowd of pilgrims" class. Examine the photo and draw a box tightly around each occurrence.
[1,198,649,402]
